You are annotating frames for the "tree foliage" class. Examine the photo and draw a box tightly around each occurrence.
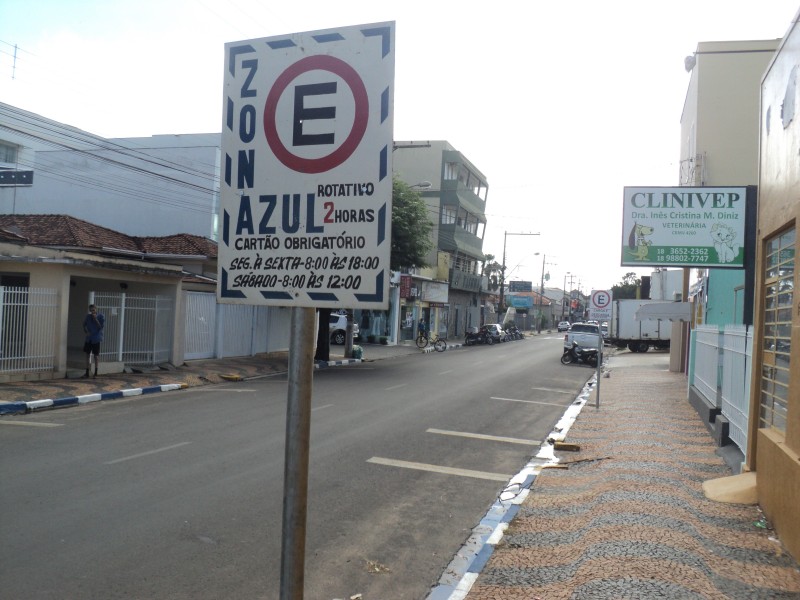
[482,254,503,291]
[611,272,641,300]
[391,178,434,270]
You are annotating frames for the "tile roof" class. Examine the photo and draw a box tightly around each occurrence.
[0,215,217,258]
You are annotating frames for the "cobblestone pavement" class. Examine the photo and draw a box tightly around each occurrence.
[464,356,800,600]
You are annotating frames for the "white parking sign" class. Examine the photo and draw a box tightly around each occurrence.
[589,290,612,321]
[218,22,395,309]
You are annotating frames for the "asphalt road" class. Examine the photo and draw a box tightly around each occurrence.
[0,334,595,600]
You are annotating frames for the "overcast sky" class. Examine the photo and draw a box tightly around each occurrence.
[1,0,797,293]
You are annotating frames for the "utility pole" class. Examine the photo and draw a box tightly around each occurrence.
[569,273,575,323]
[538,253,546,333]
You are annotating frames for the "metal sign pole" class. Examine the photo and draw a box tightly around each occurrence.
[596,331,602,409]
[280,306,316,600]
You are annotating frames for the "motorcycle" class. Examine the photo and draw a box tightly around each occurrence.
[505,324,522,340]
[561,341,599,366]
[465,326,494,346]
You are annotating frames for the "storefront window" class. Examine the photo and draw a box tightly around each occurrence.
[759,227,795,432]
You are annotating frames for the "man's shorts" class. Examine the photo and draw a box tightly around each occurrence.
[83,342,101,356]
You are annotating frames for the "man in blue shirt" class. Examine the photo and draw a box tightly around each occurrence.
[83,304,105,378]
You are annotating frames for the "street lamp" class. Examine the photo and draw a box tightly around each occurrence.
[500,231,540,317]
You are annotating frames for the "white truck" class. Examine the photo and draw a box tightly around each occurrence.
[609,299,671,353]
[564,322,603,350]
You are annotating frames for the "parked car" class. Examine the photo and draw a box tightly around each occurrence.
[557,321,571,332]
[329,313,360,345]
[483,323,506,343]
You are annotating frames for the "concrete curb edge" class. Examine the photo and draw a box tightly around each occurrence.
[426,374,598,600]
[0,383,188,415]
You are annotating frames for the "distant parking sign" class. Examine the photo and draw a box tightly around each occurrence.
[218,22,395,309]
[589,290,612,321]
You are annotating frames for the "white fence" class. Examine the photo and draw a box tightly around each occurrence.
[0,286,59,373]
[721,325,753,452]
[692,324,753,453]
[184,292,273,360]
[693,325,720,405]
[0,288,282,378]
[94,292,174,365]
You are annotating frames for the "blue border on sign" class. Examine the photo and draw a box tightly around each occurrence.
[220,22,393,307]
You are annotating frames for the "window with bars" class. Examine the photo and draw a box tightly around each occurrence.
[759,227,795,432]
[0,141,18,165]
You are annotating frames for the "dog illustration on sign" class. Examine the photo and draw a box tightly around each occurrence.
[711,223,739,263]
[628,223,654,261]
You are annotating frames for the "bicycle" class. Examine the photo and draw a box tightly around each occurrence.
[416,332,447,352]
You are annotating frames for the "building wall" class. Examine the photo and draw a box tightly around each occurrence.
[393,140,488,269]
[693,40,779,184]
[680,40,779,328]
[750,13,800,561]
[704,269,746,324]
[0,103,220,239]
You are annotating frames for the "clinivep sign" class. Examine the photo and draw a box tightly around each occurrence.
[621,186,747,268]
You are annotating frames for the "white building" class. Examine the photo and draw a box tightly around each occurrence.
[0,102,220,238]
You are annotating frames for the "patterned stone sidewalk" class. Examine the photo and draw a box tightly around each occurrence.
[465,363,800,599]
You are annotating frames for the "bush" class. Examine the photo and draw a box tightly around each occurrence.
[379,336,388,345]
[366,334,376,343]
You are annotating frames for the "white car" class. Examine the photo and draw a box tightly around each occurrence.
[483,323,506,342]
[329,314,360,345]
[557,321,571,332]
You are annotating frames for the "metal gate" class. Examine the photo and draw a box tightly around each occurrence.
[185,292,216,359]
[94,292,174,366]
[0,286,59,374]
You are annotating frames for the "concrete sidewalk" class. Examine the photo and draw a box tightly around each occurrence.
[452,351,800,599]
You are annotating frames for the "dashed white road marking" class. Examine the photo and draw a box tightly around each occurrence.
[312,404,334,412]
[105,441,192,465]
[438,369,454,375]
[491,396,566,408]
[531,387,576,395]
[384,383,408,391]
[426,428,540,446]
[189,388,258,393]
[367,457,509,482]
[0,420,63,428]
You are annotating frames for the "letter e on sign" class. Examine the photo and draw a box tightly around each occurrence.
[590,290,612,321]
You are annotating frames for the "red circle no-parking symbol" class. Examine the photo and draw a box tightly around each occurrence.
[263,54,369,174]
[592,290,611,309]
